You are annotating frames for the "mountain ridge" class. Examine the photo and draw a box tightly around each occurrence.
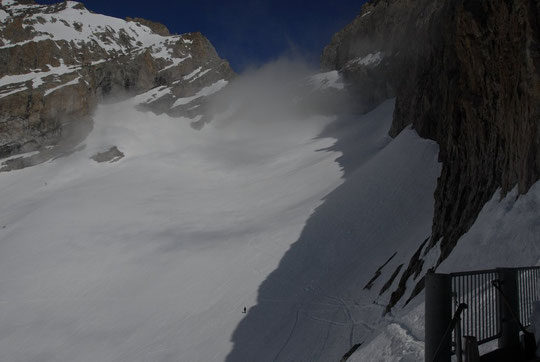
[0,0,234,163]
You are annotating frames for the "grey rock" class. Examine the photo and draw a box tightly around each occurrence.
[91,146,124,163]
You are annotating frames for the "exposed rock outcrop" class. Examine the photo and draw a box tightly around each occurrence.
[321,0,540,310]
[321,0,444,113]
[91,146,124,163]
[126,17,170,36]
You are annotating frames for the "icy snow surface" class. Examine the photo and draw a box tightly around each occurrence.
[0,92,446,361]
[0,9,9,23]
[226,100,441,361]
[172,79,228,107]
[183,66,202,80]
[0,60,77,88]
[349,52,384,67]
[132,85,172,104]
[350,178,540,361]
[0,91,342,361]
[44,77,80,96]
[348,323,423,362]
[439,185,540,272]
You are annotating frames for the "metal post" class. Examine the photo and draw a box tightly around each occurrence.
[425,272,452,362]
[455,310,463,362]
[463,336,480,362]
[453,291,464,362]
[496,268,520,352]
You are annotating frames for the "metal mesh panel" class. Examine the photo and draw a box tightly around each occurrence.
[428,267,540,359]
[518,267,540,328]
[448,267,540,355]
[450,270,500,352]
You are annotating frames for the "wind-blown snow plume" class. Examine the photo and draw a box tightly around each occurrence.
[208,57,349,128]
[0,57,349,362]
[0,45,444,362]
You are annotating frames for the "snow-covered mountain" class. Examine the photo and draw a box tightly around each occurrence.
[0,0,234,165]
[0,3,375,359]
[0,74,441,362]
[0,77,346,361]
[2,0,540,361]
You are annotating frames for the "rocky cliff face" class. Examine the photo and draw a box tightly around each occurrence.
[321,0,444,113]
[322,0,540,310]
[0,0,234,161]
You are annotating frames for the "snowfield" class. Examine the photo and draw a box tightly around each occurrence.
[348,167,540,361]
[225,99,441,361]
[350,183,540,362]
[0,89,344,361]
[6,1,531,360]
[8,57,524,361]
[0,80,448,361]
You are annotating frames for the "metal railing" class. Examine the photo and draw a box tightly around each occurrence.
[450,269,500,351]
[425,266,540,362]
[518,267,540,328]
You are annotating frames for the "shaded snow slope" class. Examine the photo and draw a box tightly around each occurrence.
[349,322,423,362]
[350,182,540,361]
[227,99,441,361]
[0,58,445,361]
[438,185,540,272]
[0,94,343,362]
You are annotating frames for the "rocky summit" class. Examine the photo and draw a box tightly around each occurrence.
[0,0,234,164]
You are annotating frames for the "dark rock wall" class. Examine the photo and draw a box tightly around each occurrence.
[321,0,444,113]
[394,0,540,262]
[322,0,540,308]
[125,17,171,36]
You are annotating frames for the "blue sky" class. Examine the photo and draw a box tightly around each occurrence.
[36,0,368,72]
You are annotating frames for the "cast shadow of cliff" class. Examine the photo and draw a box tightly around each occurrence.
[225,98,441,361]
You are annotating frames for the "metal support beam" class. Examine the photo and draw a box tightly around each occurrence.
[425,272,452,362]
[496,268,520,352]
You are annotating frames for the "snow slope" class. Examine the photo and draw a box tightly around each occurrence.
[226,100,441,361]
[439,185,540,272]
[0,57,446,361]
[0,92,343,361]
[350,177,540,361]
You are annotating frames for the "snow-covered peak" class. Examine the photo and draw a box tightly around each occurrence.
[0,0,188,63]
[0,0,234,160]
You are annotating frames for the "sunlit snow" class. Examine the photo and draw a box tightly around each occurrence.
[172,79,228,107]
[0,81,343,361]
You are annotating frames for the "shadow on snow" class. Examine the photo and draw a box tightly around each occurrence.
[225,99,441,361]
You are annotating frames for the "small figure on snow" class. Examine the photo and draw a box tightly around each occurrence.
[242,307,247,313]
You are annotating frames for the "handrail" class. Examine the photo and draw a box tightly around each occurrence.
[425,266,540,362]
[430,303,468,362]
[449,269,502,277]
